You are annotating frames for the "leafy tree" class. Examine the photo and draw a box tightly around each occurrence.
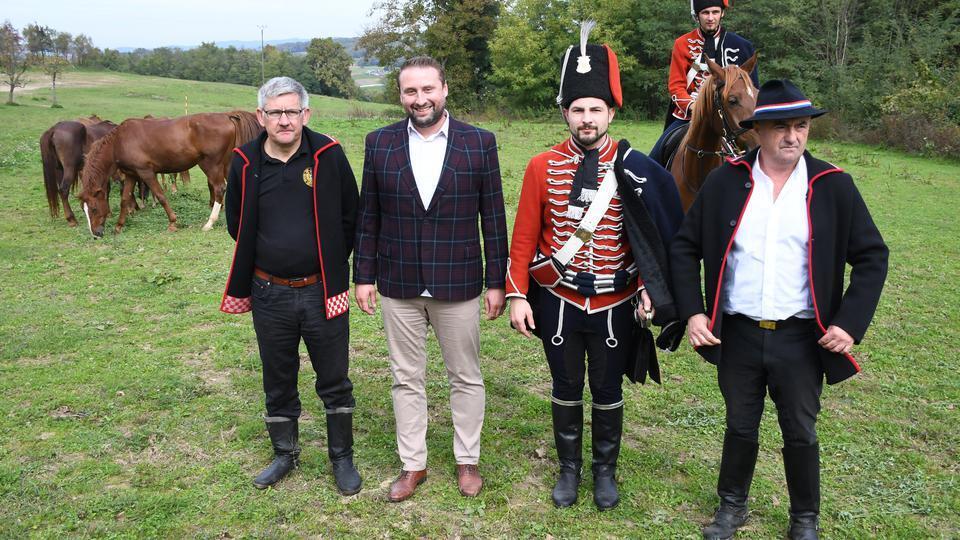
[0,20,30,105]
[306,37,359,98]
[359,0,499,110]
[72,34,94,66]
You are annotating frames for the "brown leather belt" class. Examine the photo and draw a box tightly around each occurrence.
[254,267,320,288]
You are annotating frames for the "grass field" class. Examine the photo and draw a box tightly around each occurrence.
[0,71,957,539]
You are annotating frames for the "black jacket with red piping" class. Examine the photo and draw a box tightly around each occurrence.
[669,147,888,384]
[220,128,359,319]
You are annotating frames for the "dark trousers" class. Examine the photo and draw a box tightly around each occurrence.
[718,315,823,447]
[251,276,354,418]
[649,117,689,163]
[539,293,634,405]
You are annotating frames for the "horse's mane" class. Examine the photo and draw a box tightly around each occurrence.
[689,74,718,129]
[228,110,263,147]
[81,127,120,193]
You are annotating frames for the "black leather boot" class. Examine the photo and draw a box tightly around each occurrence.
[551,401,583,508]
[591,404,623,511]
[783,444,820,540]
[702,432,759,539]
[253,417,299,489]
[327,411,362,496]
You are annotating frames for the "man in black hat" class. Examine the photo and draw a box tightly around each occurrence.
[507,22,684,510]
[650,0,759,164]
[670,79,888,539]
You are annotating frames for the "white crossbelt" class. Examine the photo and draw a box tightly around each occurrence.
[554,167,619,266]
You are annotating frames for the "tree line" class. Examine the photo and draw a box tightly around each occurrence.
[1,21,360,104]
[358,0,959,157]
[4,0,958,157]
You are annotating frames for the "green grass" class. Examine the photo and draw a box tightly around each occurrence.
[1,71,958,538]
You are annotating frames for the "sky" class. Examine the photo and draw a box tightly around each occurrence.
[1,0,381,49]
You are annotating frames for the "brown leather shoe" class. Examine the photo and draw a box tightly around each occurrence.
[387,469,427,502]
[457,464,483,497]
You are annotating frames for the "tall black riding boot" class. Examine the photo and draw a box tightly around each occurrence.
[253,417,300,489]
[702,432,759,540]
[551,401,583,508]
[783,444,820,540]
[327,411,362,496]
[591,404,623,511]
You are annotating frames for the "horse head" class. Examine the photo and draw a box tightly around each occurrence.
[78,132,118,238]
[706,54,759,152]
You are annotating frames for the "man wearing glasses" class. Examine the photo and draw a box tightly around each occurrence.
[221,76,362,496]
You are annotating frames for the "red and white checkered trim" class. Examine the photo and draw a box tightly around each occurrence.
[221,295,252,314]
[325,290,350,319]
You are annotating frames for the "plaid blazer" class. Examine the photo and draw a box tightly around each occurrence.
[354,117,508,301]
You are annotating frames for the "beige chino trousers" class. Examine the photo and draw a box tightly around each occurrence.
[380,295,484,471]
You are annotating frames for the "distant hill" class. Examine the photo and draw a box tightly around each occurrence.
[116,37,376,65]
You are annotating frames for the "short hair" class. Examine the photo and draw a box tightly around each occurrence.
[397,56,446,88]
[258,76,309,109]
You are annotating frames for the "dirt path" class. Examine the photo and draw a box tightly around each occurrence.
[14,71,128,95]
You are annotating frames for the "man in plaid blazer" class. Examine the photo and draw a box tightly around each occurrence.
[353,56,509,502]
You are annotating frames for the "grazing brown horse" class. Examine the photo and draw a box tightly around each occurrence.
[40,119,118,226]
[78,111,261,237]
[670,54,759,211]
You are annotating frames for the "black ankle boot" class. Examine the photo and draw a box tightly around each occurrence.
[327,411,362,496]
[702,432,759,539]
[591,404,623,511]
[253,417,299,489]
[783,444,820,540]
[551,401,583,508]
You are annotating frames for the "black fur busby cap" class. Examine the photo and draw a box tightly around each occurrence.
[556,21,623,109]
[691,0,728,15]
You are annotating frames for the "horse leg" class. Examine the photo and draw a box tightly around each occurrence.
[114,176,137,234]
[138,170,178,232]
[200,162,224,231]
[60,166,78,226]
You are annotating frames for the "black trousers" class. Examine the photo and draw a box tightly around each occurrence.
[539,292,634,405]
[251,276,355,418]
[718,315,823,447]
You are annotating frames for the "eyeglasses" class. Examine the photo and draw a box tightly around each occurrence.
[262,108,305,120]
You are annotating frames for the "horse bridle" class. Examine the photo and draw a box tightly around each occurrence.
[686,78,751,159]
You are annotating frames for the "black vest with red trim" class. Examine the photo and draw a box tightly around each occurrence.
[221,128,359,319]
[670,147,889,384]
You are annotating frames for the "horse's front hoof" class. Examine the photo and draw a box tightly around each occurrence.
[201,222,213,232]
[113,225,123,234]
[167,223,178,232]
[67,219,78,227]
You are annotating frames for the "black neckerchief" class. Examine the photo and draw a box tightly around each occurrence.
[701,26,726,64]
[568,141,599,219]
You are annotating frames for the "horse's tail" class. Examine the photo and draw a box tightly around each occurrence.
[40,126,62,217]
[228,110,262,148]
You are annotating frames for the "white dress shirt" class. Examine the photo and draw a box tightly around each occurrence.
[407,112,450,209]
[722,154,815,320]
[407,112,450,297]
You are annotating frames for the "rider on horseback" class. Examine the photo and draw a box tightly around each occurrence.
[650,0,759,165]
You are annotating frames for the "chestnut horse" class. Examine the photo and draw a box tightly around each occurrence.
[79,111,261,237]
[670,54,759,211]
[40,118,118,226]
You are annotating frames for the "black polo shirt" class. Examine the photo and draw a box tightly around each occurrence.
[253,136,321,278]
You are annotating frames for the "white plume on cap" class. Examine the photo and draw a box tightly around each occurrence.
[576,20,596,74]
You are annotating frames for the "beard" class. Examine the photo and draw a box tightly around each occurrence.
[571,125,608,148]
[407,102,446,130]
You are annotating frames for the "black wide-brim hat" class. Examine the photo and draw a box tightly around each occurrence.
[739,79,827,128]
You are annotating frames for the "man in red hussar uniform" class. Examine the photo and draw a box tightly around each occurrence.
[507,22,684,511]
